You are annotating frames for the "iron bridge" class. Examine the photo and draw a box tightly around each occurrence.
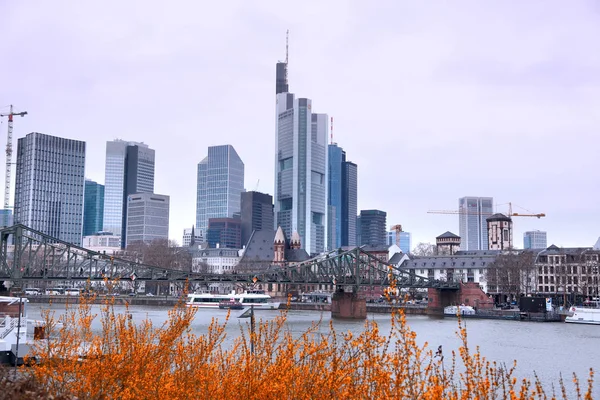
[0,224,459,291]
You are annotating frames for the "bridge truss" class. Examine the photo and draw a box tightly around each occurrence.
[0,224,459,291]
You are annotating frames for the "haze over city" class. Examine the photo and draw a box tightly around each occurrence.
[1,1,599,248]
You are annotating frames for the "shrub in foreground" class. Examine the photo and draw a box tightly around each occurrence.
[24,296,594,400]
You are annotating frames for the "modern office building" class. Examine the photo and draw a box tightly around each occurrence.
[358,210,387,247]
[328,143,358,249]
[524,230,547,249]
[195,145,244,240]
[275,93,328,255]
[388,231,412,253]
[0,209,12,228]
[103,140,155,246]
[14,132,86,245]
[125,193,169,246]
[458,196,494,250]
[83,180,104,236]
[342,161,358,247]
[241,191,274,247]
[182,227,203,247]
[207,217,242,249]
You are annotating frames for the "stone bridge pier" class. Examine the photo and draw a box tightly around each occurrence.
[427,282,494,315]
[331,288,367,319]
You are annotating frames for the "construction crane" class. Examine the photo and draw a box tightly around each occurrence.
[0,105,28,210]
[390,224,403,247]
[427,202,546,218]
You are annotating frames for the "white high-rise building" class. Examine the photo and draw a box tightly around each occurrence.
[458,196,494,250]
[14,132,86,245]
[125,193,169,246]
[523,230,547,249]
[275,93,328,255]
[103,140,155,244]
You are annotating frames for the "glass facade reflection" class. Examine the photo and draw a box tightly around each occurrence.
[195,145,244,238]
[83,179,104,236]
[14,132,86,245]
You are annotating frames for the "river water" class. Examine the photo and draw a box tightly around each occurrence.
[27,303,600,397]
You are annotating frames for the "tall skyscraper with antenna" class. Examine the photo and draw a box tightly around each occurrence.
[274,31,329,255]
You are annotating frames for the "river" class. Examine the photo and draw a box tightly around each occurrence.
[27,303,600,397]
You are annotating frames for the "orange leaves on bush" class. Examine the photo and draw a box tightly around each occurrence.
[23,297,594,400]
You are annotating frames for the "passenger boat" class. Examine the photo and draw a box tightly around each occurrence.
[186,290,281,310]
[218,299,244,310]
[444,305,476,316]
[0,296,28,364]
[565,302,600,325]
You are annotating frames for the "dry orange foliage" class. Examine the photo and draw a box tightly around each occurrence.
[23,290,594,400]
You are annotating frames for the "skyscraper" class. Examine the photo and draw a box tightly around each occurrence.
[125,193,169,246]
[103,140,155,245]
[83,179,104,236]
[524,230,547,249]
[328,144,343,249]
[342,161,357,247]
[275,93,328,255]
[458,196,494,250]
[240,191,274,246]
[14,132,86,245]
[195,145,244,239]
[358,210,387,247]
[328,143,358,249]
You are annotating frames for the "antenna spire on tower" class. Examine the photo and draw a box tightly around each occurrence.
[330,117,334,144]
[285,29,289,85]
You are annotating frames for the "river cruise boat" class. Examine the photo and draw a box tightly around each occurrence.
[186,290,281,310]
[565,301,600,325]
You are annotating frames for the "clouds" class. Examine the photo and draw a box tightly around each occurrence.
[1,0,599,248]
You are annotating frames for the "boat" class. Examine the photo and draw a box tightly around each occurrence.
[218,299,244,310]
[0,296,28,364]
[186,290,281,310]
[565,302,600,325]
[444,305,476,316]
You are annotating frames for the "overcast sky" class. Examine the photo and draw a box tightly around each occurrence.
[1,1,599,249]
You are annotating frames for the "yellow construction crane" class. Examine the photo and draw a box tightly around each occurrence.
[390,224,403,247]
[427,202,546,218]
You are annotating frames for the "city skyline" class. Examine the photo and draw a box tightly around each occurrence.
[1,2,599,249]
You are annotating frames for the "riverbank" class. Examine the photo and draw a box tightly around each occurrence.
[25,295,430,314]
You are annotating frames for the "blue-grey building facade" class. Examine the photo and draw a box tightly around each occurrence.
[358,210,387,247]
[195,145,244,239]
[388,230,412,253]
[83,179,104,236]
[523,230,547,249]
[328,143,357,249]
[0,209,12,228]
[103,140,154,246]
[328,144,343,249]
[459,196,494,250]
[275,93,328,255]
[342,161,358,247]
[14,132,86,245]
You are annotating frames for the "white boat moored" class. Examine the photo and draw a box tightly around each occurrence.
[186,290,280,310]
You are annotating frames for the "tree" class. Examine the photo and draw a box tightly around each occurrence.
[485,250,535,302]
[124,239,192,295]
[410,242,436,257]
